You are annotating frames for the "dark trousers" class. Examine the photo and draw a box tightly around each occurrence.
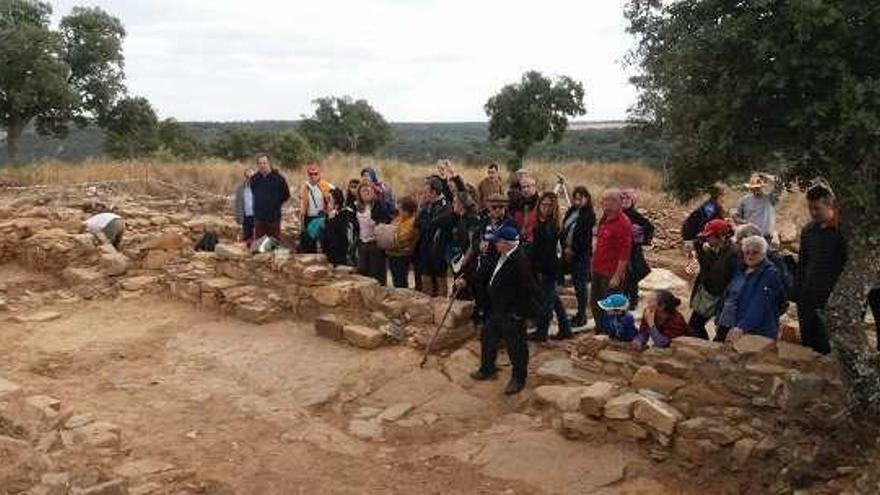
[589,274,612,333]
[799,300,831,355]
[688,312,711,340]
[715,326,730,343]
[299,216,320,253]
[869,289,880,351]
[535,274,571,337]
[480,313,528,384]
[254,219,281,240]
[571,255,590,320]
[388,255,412,289]
[358,241,387,286]
[241,216,254,244]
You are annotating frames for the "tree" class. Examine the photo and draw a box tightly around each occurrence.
[158,118,201,159]
[484,71,586,170]
[267,131,317,167]
[103,96,159,159]
[300,96,391,155]
[626,1,880,416]
[210,127,264,162]
[0,0,125,161]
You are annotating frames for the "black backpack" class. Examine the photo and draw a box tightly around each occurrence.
[194,232,219,252]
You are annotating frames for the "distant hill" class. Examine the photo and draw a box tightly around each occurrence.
[0,120,668,166]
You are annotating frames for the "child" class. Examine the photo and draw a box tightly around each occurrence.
[322,188,358,266]
[386,197,419,288]
[632,290,688,350]
[597,293,638,342]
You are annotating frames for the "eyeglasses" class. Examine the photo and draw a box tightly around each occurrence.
[488,205,506,210]
[540,202,554,207]
[308,173,319,177]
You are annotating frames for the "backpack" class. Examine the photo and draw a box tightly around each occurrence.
[194,232,218,252]
[375,223,398,251]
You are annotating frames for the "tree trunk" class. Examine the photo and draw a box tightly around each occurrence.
[824,213,880,418]
[5,121,23,162]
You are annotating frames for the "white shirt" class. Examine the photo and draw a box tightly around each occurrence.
[490,242,519,286]
[84,212,121,234]
[305,182,325,217]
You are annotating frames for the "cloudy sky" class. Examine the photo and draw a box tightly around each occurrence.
[51,0,638,122]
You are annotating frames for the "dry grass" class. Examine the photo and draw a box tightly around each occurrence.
[0,154,666,204]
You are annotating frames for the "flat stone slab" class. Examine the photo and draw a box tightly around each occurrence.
[0,376,22,398]
[114,459,175,479]
[11,311,62,323]
[535,358,599,385]
[733,334,775,354]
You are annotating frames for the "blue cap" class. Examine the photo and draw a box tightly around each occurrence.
[485,225,520,244]
[598,293,630,311]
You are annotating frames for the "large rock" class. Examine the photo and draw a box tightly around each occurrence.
[99,251,129,276]
[214,243,247,260]
[777,341,820,363]
[314,314,344,340]
[632,397,682,435]
[71,421,121,448]
[120,276,159,292]
[142,232,186,251]
[733,334,775,354]
[674,437,720,462]
[604,392,645,420]
[142,249,176,270]
[560,412,608,440]
[536,358,599,385]
[672,336,723,356]
[579,381,618,417]
[343,324,385,349]
[62,267,104,285]
[630,365,686,395]
[639,268,689,294]
[411,323,476,352]
[432,299,474,328]
[775,372,826,410]
[534,385,590,412]
[675,417,742,446]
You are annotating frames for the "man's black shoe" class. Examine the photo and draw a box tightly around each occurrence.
[470,369,498,381]
[504,379,525,395]
[527,333,548,342]
[571,315,587,328]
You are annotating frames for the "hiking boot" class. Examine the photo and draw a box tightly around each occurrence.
[470,369,498,381]
[504,379,525,395]
[570,314,587,328]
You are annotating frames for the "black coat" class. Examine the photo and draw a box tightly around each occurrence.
[796,221,847,305]
[322,208,358,266]
[681,200,724,241]
[624,206,655,246]
[694,241,739,296]
[562,206,596,258]
[488,246,542,319]
[531,219,561,278]
[250,169,291,222]
[414,198,454,275]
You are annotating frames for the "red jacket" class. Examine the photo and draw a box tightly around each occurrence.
[592,211,632,277]
[639,311,688,340]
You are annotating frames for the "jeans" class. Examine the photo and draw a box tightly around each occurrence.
[358,241,387,286]
[299,216,320,253]
[480,313,528,384]
[590,274,612,333]
[570,255,590,319]
[388,255,412,289]
[535,274,571,337]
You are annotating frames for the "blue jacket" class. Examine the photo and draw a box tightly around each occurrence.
[719,259,786,338]
[601,312,638,342]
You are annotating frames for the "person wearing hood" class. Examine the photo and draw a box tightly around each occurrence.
[716,235,787,342]
[361,166,396,216]
[250,153,291,240]
[621,187,654,309]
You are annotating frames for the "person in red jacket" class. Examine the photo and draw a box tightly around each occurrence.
[632,289,688,350]
[590,188,633,332]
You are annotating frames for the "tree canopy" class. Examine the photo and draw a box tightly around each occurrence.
[626,0,880,416]
[0,0,126,161]
[300,96,391,155]
[103,96,159,159]
[484,70,586,170]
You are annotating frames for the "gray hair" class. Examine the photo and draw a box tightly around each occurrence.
[741,235,768,256]
[735,223,763,243]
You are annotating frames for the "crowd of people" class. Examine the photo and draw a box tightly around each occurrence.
[223,153,880,395]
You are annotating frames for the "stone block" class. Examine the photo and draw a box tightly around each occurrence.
[411,322,475,352]
[674,437,720,463]
[314,314,344,340]
[71,479,127,495]
[777,341,820,363]
[579,381,618,417]
[72,421,121,448]
[597,349,634,366]
[62,267,104,285]
[633,397,682,435]
[776,372,826,410]
[534,385,590,412]
[432,299,474,328]
[672,336,723,356]
[378,403,413,422]
[143,249,175,270]
[200,277,243,292]
[113,459,174,479]
[630,365,686,395]
[214,243,247,260]
[11,311,62,323]
[535,358,599,385]
[607,420,648,439]
[560,412,608,439]
[343,324,385,349]
[733,334,775,354]
[142,232,187,251]
[731,438,758,468]
[99,252,129,276]
[120,276,158,291]
[675,417,742,446]
[604,392,645,420]
[654,358,691,379]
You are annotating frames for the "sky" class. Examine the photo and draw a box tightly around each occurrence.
[50,0,638,123]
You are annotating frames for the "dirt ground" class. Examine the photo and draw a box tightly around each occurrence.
[0,261,735,494]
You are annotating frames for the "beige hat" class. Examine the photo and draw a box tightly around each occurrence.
[744,173,768,189]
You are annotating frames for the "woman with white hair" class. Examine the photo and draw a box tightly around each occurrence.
[715,235,787,342]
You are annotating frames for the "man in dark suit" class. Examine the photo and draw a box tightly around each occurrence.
[467,224,540,395]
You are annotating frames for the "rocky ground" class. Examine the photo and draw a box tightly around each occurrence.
[1,180,877,494]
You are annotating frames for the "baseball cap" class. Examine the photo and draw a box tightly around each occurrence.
[485,225,519,244]
[698,219,731,238]
[598,293,630,311]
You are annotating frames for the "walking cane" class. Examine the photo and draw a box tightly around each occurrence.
[419,282,464,368]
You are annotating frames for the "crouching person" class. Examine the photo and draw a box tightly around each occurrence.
[632,290,688,350]
[84,212,125,250]
[597,294,638,342]
[467,225,541,395]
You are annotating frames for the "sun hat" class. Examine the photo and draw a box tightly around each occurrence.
[598,293,630,311]
[484,192,509,205]
[485,224,519,244]
[698,219,731,239]
[744,173,768,189]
